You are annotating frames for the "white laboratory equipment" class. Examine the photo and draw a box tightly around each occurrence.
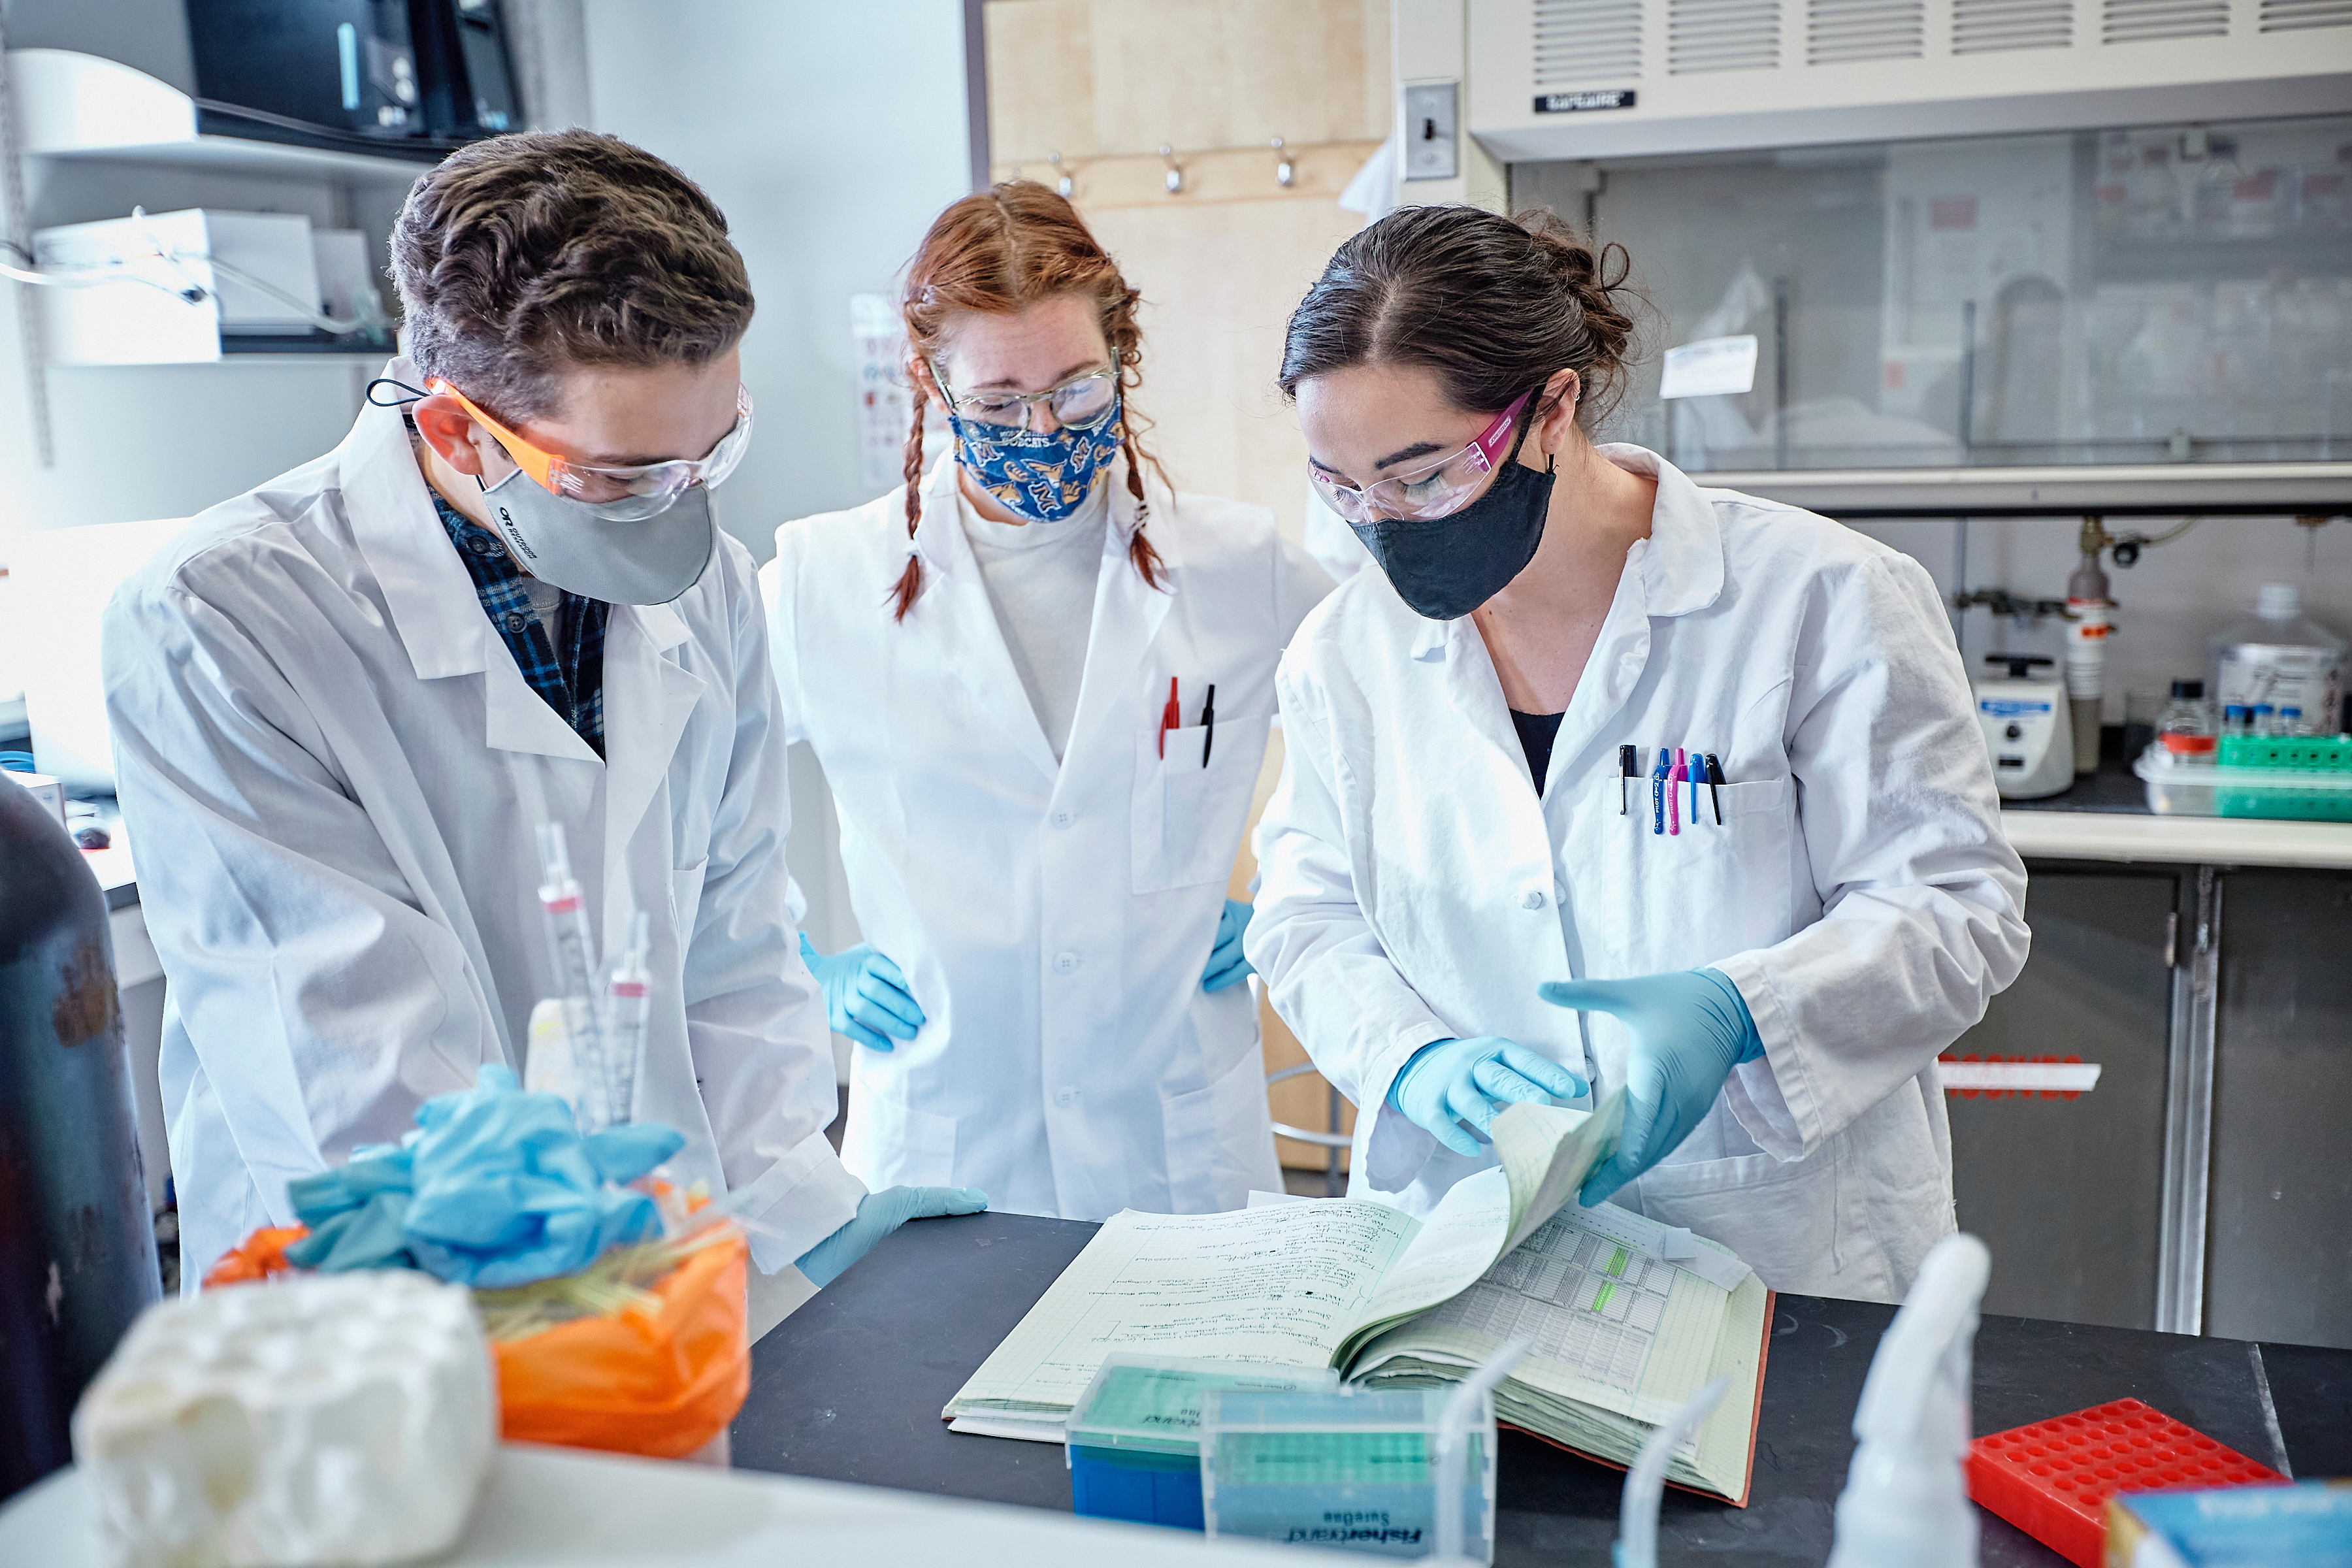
[1975,654,2073,799]
[1825,1232,1993,1568]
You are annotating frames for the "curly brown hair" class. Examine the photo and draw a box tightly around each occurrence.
[892,180,1166,622]
[389,129,753,423]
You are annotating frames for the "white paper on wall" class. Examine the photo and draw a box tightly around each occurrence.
[852,293,912,495]
[1658,335,1759,400]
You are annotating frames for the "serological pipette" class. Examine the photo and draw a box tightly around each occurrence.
[604,910,651,1128]
[535,821,610,1132]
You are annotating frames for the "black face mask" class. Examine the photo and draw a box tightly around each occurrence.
[1347,425,1556,622]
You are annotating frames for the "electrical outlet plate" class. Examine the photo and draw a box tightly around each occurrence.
[1402,82,1458,182]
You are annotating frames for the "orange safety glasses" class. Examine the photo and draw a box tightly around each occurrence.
[429,378,754,522]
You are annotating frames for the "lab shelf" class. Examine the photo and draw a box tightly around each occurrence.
[8,49,443,186]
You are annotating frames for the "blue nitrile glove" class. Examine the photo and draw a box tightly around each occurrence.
[286,1065,688,1289]
[793,1184,991,1288]
[1203,898,1255,992]
[802,932,925,1051]
[1386,1036,1590,1158]
[1537,968,1763,1209]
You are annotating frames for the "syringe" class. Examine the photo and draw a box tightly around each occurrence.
[604,910,651,1128]
[534,821,610,1132]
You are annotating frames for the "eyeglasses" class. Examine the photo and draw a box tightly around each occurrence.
[429,378,754,522]
[930,362,1119,433]
[1307,390,1534,525]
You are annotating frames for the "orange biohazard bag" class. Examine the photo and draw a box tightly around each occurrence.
[204,1220,751,1461]
[487,1228,751,1460]
[201,1224,310,1286]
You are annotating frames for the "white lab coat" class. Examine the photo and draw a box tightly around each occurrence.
[764,457,1331,1219]
[1247,446,2029,1302]
[104,366,864,1286]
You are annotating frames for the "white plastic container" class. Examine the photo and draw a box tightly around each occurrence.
[2210,583,2345,736]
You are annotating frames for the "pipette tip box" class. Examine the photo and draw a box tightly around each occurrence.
[1966,1397,2285,1568]
[1064,1356,1339,1531]
[1199,1384,1495,1560]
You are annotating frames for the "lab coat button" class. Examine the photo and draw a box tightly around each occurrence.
[1054,951,1080,973]
[1051,810,1074,828]
[1522,889,1547,910]
[1054,1086,1080,1107]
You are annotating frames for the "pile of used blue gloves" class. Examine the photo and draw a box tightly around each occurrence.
[285,1066,685,1288]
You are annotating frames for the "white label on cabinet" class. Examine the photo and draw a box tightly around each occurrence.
[1658,335,1759,400]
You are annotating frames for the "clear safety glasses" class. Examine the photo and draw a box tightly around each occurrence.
[1308,390,1533,525]
[931,362,1119,433]
[429,378,755,522]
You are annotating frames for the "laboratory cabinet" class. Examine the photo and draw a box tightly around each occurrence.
[1943,858,2352,1350]
[1511,111,2352,476]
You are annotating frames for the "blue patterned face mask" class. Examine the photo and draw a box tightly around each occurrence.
[948,399,1122,523]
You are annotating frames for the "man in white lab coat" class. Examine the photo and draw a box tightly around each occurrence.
[105,130,978,1292]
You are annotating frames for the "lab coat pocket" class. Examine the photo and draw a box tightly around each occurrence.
[841,1073,958,1190]
[1584,774,1796,979]
[1626,1144,1844,1296]
[1159,1046,1279,1215]
[669,858,710,943]
[1132,721,1269,894]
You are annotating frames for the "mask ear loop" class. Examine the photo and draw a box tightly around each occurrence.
[365,376,431,407]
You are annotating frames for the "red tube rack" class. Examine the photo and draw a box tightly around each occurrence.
[1965,1397,2285,1567]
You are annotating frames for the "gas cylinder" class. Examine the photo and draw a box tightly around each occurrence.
[0,776,161,1502]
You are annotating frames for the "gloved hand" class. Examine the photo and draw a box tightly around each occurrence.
[1386,1036,1588,1158]
[793,1184,990,1288]
[1203,898,1255,992]
[1537,968,1763,1208]
[802,932,924,1051]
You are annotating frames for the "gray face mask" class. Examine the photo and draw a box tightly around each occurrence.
[477,470,716,606]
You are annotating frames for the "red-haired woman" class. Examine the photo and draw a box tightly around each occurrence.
[763,184,1331,1219]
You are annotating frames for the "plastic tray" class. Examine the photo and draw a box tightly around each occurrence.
[1965,1397,2283,1568]
[2132,745,2352,822]
[2217,733,2352,772]
[1064,1357,1339,1531]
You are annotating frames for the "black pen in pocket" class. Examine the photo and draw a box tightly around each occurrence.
[1200,683,1217,767]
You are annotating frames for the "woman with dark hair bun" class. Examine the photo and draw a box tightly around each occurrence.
[764,183,1331,1220]
[1246,204,2029,1301]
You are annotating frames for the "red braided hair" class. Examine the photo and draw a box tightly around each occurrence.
[891,180,1167,621]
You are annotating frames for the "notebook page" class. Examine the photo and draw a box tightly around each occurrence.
[945,1200,1418,1416]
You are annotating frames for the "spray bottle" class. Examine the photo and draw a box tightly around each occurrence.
[1613,1375,1731,1568]
[2065,519,2112,776]
[1826,1232,1993,1568]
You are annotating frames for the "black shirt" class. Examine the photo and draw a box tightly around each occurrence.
[1509,708,1565,791]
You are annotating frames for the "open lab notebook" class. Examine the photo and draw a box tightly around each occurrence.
[943,1094,1774,1505]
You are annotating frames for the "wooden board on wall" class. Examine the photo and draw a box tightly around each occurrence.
[985,0,1387,165]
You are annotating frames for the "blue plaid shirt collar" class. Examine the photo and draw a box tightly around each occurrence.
[431,493,609,757]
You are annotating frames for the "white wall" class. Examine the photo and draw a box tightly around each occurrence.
[580,1,976,980]
[580,0,973,566]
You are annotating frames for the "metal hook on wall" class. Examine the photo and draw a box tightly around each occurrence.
[1047,150,1074,199]
[1272,136,1294,188]
[1159,144,1183,195]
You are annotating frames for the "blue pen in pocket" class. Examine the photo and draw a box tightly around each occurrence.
[1650,747,1669,835]
[1689,745,1704,824]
